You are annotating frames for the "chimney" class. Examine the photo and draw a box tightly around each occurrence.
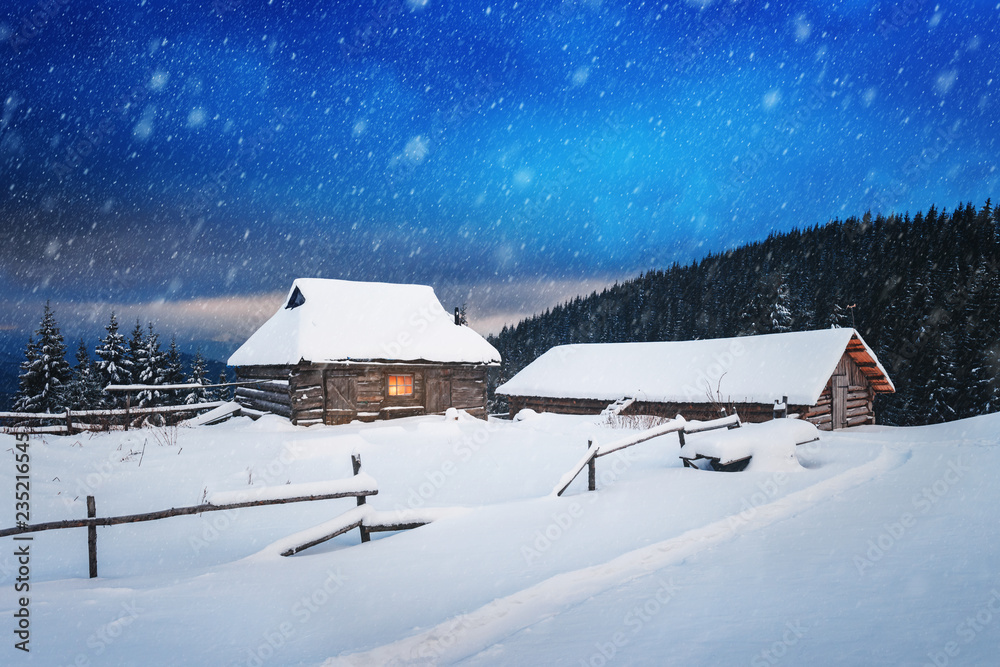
[454,307,461,325]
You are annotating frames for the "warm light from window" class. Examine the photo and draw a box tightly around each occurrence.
[388,375,413,396]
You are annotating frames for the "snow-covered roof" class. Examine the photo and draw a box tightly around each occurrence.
[228,279,501,367]
[496,328,893,406]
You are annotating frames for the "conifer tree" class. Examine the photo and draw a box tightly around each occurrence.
[13,303,71,413]
[768,277,793,334]
[127,319,146,383]
[13,336,43,413]
[184,348,210,404]
[162,336,185,404]
[61,339,104,410]
[216,369,231,401]
[136,323,165,408]
[95,312,131,405]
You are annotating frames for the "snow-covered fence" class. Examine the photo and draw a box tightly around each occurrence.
[553,413,742,496]
[0,401,228,435]
[0,454,379,578]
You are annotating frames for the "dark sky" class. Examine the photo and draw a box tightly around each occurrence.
[0,0,997,354]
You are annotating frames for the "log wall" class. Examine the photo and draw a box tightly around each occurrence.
[237,362,489,425]
[798,353,875,430]
[234,366,293,418]
[506,351,880,430]
[507,395,791,424]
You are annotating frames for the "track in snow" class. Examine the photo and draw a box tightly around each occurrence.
[324,446,910,666]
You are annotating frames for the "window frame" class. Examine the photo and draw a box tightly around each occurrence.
[387,373,414,397]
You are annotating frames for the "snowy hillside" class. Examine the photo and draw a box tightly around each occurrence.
[2,412,999,665]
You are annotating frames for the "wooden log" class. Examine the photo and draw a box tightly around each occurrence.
[237,366,292,381]
[846,415,871,427]
[290,397,324,411]
[87,496,98,579]
[365,521,432,532]
[237,396,292,418]
[807,414,832,424]
[280,519,364,557]
[0,486,378,538]
[846,406,870,418]
[801,405,831,418]
[293,409,327,422]
[236,387,291,405]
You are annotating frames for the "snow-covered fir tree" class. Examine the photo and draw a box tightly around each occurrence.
[162,336,185,404]
[216,369,231,401]
[136,323,166,408]
[13,336,43,413]
[127,319,146,382]
[768,278,793,334]
[13,303,71,413]
[828,302,849,329]
[184,348,210,404]
[61,339,104,410]
[95,312,131,406]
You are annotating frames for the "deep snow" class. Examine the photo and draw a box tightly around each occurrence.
[1,411,998,666]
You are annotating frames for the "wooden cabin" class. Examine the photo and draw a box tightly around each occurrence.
[496,329,894,430]
[228,279,501,425]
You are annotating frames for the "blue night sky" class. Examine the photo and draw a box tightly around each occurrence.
[0,0,997,357]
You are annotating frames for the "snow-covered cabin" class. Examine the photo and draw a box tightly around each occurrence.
[228,279,501,425]
[496,329,894,430]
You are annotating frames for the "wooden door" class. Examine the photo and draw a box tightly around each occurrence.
[832,373,848,430]
[325,374,356,424]
[426,377,452,414]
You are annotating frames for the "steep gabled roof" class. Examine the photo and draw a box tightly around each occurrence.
[496,328,893,406]
[228,279,501,366]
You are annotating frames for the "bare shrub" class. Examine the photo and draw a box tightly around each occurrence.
[604,413,670,430]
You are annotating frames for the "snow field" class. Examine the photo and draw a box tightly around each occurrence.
[0,411,997,665]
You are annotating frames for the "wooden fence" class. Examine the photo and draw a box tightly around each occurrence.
[0,402,227,434]
[0,454,379,578]
[0,380,274,434]
[553,413,742,496]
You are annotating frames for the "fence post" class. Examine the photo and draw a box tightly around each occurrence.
[65,409,75,435]
[587,439,596,491]
[87,496,98,579]
[124,392,131,431]
[352,453,370,543]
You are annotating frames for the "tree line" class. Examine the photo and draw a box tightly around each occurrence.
[13,306,230,414]
[488,199,1000,426]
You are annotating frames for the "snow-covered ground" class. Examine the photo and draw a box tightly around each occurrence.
[2,411,999,665]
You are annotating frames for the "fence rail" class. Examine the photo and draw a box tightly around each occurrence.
[553,413,742,496]
[0,454,378,578]
[0,401,228,434]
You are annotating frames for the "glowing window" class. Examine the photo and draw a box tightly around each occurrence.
[388,374,413,396]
